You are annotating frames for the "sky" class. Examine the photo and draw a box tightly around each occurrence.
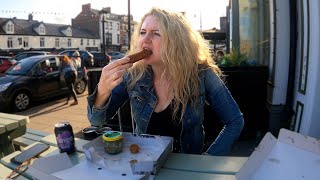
[0,0,229,30]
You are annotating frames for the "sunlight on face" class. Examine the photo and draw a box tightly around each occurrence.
[139,15,162,66]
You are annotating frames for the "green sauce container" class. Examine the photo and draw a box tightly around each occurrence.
[102,131,123,154]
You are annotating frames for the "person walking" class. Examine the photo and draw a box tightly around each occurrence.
[71,51,81,69]
[59,55,78,105]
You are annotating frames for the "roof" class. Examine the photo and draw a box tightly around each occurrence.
[0,17,99,39]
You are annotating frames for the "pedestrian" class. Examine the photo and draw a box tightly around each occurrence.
[216,50,225,65]
[71,51,81,69]
[59,55,78,106]
[87,8,244,155]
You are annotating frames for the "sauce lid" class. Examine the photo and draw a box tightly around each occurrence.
[102,131,123,141]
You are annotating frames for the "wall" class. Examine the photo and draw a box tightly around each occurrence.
[292,0,320,138]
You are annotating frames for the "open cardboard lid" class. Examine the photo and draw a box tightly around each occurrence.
[236,128,320,180]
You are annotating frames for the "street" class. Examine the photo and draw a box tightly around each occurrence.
[16,90,91,135]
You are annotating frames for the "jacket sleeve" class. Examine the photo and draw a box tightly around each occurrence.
[87,73,129,127]
[204,69,244,155]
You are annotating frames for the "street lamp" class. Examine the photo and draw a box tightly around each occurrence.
[128,0,131,50]
[99,8,110,61]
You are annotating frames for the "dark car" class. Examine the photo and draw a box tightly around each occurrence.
[14,51,50,61]
[0,55,87,112]
[58,50,94,68]
[0,56,17,74]
[107,51,125,60]
[90,52,111,67]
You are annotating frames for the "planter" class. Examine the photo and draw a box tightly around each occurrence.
[221,66,269,139]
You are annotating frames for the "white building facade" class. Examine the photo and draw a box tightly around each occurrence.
[0,14,100,54]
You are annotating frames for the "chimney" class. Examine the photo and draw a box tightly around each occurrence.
[82,3,91,12]
[28,13,33,21]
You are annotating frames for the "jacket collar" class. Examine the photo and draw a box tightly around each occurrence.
[135,65,153,88]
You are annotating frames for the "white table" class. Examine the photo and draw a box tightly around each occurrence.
[0,133,248,179]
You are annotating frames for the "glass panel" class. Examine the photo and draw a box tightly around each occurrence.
[239,0,270,65]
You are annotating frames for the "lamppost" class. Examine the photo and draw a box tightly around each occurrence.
[99,8,110,61]
[128,0,131,50]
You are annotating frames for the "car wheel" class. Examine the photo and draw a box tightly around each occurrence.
[75,79,87,94]
[13,91,31,111]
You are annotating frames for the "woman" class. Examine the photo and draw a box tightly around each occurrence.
[71,51,81,69]
[87,8,244,155]
[59,55,78,106]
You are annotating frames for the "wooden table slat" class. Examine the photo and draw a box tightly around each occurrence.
[155,168,236,180]
[0,163,30,180]
[163,153,247,175]
[0,125,5,134]
[0,118,19,131]
[0,113,29,126]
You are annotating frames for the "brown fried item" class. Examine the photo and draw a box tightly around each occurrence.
[130,144,140,154]
[129,159,138,164]
[128,49,152,63]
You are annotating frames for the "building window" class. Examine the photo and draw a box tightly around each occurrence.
[238,0,270,66]
[40,37,45,47]
[80,39,83,46]
[117,23,120,31]
[107,33,112,45]
[117,34,120,44]
[18,38,22,45]
[7,37,13,48]
[93,40,96,46]
[123,35,127,46]
[23,37,29,47]
[87,39,89,46]
[55,38,60,47]
[68,39,71,47]
[39,26,45,34]
[110,22,112,30]
[6,24,14,33]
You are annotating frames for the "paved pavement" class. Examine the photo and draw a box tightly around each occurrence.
[17,90,91,135]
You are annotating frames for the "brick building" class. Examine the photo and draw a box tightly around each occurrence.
[72,3,136,52]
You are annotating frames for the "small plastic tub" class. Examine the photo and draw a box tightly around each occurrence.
[102,131,123,154]
[82,126,98,139]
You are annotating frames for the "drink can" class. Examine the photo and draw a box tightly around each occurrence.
[54,122,76,155]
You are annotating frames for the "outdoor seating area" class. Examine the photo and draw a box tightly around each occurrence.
[0,129,248,179]
[1,109,319,179]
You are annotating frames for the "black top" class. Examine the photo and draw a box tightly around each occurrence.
[147,104,182,153]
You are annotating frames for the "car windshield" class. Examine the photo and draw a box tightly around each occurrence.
[6,58,35,75]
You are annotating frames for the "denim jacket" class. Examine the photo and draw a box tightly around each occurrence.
[87,66,244,155]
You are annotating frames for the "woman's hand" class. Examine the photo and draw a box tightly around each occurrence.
[94,57,132,107]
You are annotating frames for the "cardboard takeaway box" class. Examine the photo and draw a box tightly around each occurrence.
[27,132,172,180]
[236,128,320,180]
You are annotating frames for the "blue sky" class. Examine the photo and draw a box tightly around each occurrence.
[0,0,229,30]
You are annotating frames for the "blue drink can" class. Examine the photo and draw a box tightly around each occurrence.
[54,122,76,155]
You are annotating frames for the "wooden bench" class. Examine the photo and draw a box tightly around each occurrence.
[13,129,49,151]
[0,163,30,180]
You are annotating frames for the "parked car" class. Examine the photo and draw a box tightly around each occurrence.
[107,51,125,60]
[90,51,111,67]
[0,55,87,112]
[14,51,50,61]
[58,50,94,68]
[0,56,17,74]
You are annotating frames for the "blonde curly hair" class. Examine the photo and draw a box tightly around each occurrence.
[128,7,221,120]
